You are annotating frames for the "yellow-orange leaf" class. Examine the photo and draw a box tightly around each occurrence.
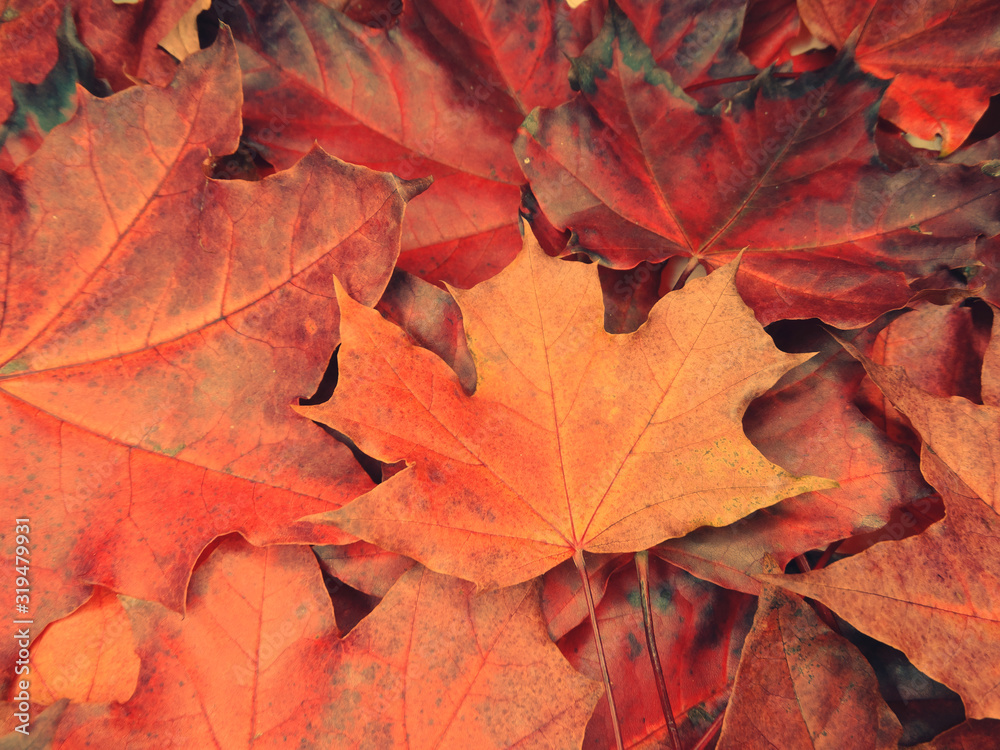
[21,588,138,707]
[298,229,834,588]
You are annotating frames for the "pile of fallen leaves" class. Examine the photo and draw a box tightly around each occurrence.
[2,0,1000,747]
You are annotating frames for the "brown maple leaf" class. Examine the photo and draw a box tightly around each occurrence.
[297,228,834,588]
[718,579,902,748]
[770,320,1000,719]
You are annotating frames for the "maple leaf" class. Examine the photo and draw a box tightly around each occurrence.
[28,535,601,748]
[797,0,1000,155]
[296,228,833,588]
[217,0,591,288]
[717,580,902,748]
[0,31,424,696]
[771,323,1000,719]
[514,5,1000,327]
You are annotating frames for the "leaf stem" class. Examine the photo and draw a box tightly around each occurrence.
[635,551,680,750]
[574,548,624,750]
[814,540,841,570]
[691,709,726,750]
[672,256,701,291]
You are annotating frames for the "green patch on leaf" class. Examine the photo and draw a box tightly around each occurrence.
[0,359,29,375]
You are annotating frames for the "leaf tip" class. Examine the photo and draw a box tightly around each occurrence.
[396,173,433,203]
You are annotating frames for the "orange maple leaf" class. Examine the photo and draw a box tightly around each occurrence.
[298,229,835,588]
[25,537,601,748]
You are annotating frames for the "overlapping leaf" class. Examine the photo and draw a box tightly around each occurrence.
[717,581,901,748]
[562,558,755,749]
[0,33,423,695]
[30,536,601,748]
[298,228,832,588]
[515,5,1000,326]
[2,1,999,746]
[16,587,138,707]
[218,0,592,287]
[606,0,758,102]
[773,323,1000,719]
[657,328,931,593]
[798,0,1000,154]
[69,0,191,89]
[856,301,991,451]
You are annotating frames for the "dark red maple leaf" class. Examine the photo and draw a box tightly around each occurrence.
[797,0,1000,155]
[216,0,591,288]
[515,5,1000,327]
